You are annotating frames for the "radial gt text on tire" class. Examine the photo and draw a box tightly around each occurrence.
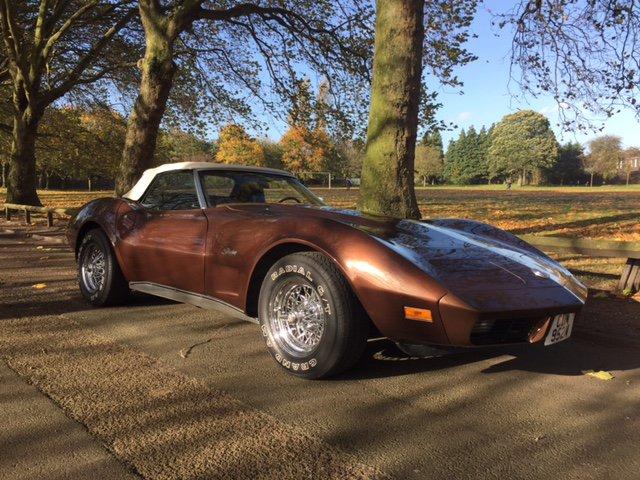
[258,252,368,379]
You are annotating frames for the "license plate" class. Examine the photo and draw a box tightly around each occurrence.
[544,313,574,346]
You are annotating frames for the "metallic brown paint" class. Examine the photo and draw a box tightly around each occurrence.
[68,186,585,348]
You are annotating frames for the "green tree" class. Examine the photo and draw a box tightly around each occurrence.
[415,144,443,186]
[547,142,585,185]
[0,1,137,205]
[34,106,126,189]
[443,126,489,184]
[584,135,623,186]
[420,129,444,153]
[259,139,284,170]
[358,0,477,218]
[157,130,211,163]
[487,110,559,185]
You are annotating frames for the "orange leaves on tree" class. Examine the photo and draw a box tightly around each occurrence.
[215,124,266,167]
[280,126,333,175]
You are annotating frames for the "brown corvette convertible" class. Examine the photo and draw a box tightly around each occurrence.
[67,162,587,379]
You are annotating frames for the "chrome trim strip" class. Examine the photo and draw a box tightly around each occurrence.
[193,169,208,209]
[129,281,259,324]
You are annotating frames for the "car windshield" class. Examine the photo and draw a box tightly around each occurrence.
[199,170,325,207]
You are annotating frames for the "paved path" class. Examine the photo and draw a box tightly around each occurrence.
[1,230,640,479]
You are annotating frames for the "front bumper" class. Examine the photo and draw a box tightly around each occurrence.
[437,292,583,346]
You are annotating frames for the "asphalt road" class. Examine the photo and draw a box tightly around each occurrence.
[1,229,640,480]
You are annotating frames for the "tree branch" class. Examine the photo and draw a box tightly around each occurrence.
[41,7,136,105]
[41,1,99,62]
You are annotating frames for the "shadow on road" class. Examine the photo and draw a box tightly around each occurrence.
[338,337,640,381]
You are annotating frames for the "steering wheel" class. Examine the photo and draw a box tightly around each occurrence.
[278,196,301,204]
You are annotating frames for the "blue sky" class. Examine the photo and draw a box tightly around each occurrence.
[248,0,639,150]
[431,1,640,149]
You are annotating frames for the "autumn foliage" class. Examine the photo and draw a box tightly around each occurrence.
[280,127,333,174]
[215,125,266,167]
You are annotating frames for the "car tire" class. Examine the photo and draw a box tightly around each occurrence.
[77,228,129,306]
[258,252,368,379]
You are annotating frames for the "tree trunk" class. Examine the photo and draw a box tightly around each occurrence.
[590,172,594,187]
[88,177,92,191]
[627,170,631,186]
[1,162,5,188]
[116,32,177,196]
[358,0,424,219]
[6,106,42,206]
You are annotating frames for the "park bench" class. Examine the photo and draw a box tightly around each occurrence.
[3,203,76,227]
[519,234,640,294]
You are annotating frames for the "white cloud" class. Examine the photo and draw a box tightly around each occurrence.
[457,111,472,122]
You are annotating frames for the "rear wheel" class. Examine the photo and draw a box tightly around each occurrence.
[77,229,129,306]
[258,252,367,379]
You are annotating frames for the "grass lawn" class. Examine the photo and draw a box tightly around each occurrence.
[1,185,636,292]
[2,185,640,241]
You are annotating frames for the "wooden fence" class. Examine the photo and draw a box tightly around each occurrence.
[3,203,76,227]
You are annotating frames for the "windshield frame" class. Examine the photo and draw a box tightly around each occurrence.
[196,169,326,208]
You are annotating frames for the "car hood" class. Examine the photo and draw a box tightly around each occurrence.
[306,207,588,311]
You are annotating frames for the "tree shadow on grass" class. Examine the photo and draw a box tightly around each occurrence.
[509,212,640,235]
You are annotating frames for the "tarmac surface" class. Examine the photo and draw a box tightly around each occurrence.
[1,227,640,480]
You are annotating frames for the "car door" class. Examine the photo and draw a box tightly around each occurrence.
[116,170,208,294]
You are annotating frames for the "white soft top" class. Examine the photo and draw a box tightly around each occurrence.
[123,161,292,201]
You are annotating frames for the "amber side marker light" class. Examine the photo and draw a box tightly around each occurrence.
[404,306,433,323]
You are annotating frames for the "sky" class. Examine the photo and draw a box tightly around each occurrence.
[430,1,640,149]
[247,0,640,150]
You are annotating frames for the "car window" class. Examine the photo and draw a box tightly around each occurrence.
[140,171,200,211]
[200,171,324,207]
[201,175,236,204]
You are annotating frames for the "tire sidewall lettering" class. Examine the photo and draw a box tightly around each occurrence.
[261,261,334,374]
[270,264,313,282]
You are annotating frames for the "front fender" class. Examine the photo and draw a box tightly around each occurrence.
[247,219,452,345]
[66,197,125,257]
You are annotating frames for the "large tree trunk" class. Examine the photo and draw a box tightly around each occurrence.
[116,33,176,196]
[358,0,424,219]
[6,105,42,206]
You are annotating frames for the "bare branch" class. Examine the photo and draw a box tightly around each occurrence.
[42,7,136,105]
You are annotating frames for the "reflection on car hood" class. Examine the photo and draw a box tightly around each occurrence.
[312,207,588,309]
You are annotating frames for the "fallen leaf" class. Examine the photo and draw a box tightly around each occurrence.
[593,291,608,299]
[32,283,47,289]
[36,245,44,250]
[583,370,614,381]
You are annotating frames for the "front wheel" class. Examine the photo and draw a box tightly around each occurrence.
[77,228,129,306]
[258,252,367,379]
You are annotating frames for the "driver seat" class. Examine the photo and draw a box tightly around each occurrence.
[231,181,266,203]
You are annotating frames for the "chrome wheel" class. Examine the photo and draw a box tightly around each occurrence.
[81,243,106,294]
[269,282,326,357]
